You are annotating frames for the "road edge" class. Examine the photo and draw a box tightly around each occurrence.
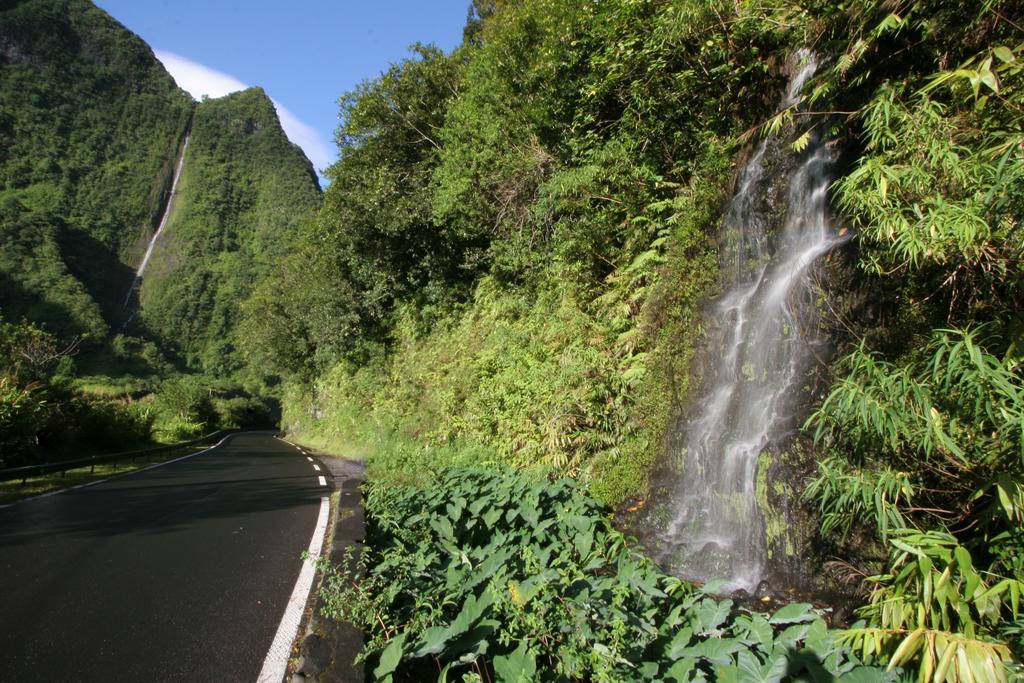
[257,492,331,683]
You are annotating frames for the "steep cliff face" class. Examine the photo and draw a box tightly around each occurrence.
[0,0,192,341]
[137,88,322,376]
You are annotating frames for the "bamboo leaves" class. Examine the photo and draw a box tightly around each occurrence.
[808,328,1023,531]
[835,40,1024,301]
[808,321,1023,679]
[839,533,1023,680]
[842,627,1013,683]
[922,45,1023,102]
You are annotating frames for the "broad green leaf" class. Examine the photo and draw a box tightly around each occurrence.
[778,623,811,647]
[769,603,816,625]
[666,627,694,660]
[993,46,1015,63]
[696,599,732,633]
[373,634,405,679]
[492,641,536,682]
[744,614,773,648]
[573,530,594,558]
[687,637,743,665]
[482,508,502,527]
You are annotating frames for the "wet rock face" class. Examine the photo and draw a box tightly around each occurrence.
[633,51,856,595]
[757,438,826,591]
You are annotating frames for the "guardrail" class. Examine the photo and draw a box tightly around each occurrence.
[0,430,229,485]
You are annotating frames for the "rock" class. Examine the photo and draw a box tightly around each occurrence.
[298,633,332,676]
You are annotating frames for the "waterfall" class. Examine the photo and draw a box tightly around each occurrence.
[658,52,845,591]
[124,134,190,307]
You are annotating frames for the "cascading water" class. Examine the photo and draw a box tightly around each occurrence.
[657,52,846,591]
[124,134,190,307]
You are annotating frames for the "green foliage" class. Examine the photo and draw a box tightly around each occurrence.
[0,316,78,382]
[241,45,466,375]
[272,0,774,504]
[804,456,913,541]
[812,328,1022,476]
[0,372,155,468]
[284,189,720,504]
[58,393,154,453]
[151,375,214,441]
[320,467,880,681]
[836,76,1023,311]
[210,394,273,430]
[802,4,1024,679]
[0,207,109,344]
[808,326,1024,674]
[840,533,1023,682]
[0,376,48,467]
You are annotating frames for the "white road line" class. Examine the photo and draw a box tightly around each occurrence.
[257,495,330,683]
[317,475,327,487]
[312,464,321,472]
[274,435,303,452]
[275,435,308,457]
[0,433,235,509]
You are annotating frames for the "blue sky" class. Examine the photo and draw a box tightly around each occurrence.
[94,1,470,182]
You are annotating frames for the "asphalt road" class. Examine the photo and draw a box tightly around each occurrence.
[0,431,328,682]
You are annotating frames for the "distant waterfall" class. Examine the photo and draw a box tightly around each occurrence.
[124,134,189,307]
[659,52,844,591]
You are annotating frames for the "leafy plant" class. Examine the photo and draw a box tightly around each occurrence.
[320,467,881,682]
[841,532,1023,682]
[0,376,48,467]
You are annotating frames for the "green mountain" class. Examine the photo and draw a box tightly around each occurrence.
[138,88,321,376]
[0,0,321,379]
[0,0,192,343]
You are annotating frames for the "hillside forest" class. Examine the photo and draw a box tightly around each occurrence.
[0,0,320,459]
[2,0,1023,680]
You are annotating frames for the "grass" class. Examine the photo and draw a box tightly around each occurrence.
[72,375,151,397]
[280,431,367,461]
[0,444,205,506]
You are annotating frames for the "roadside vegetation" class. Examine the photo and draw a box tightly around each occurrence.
[321,468,886,681]
[259,0,1024,679]
[0,316,273,473]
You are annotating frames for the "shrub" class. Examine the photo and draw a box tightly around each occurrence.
[211,394,274,430]
[319,467,886,681]
[0,376,48,467]
[63,395,153,451]
[151,376,214,441]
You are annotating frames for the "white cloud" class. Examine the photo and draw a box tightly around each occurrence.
[154,50,333,178]
[155,50,247,99]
